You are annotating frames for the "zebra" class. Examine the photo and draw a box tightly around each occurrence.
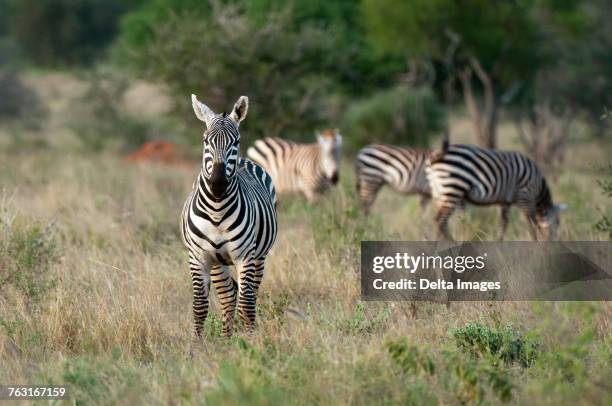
[246,129,342,203]
[355,144,431,214]
[180,94,278,339]
[426,139,567,241]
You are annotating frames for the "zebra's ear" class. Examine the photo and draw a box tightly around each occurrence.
[230,96,249,124]
[334,130,342,146]
[191,94,215,127]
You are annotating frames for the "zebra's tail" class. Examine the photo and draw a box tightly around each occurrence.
[429,129,450,164]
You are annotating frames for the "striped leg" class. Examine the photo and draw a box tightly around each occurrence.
[236,258,258,332]
[252,259,265,298]
[498,204,510,241]
[211,264,237,337]
[434,201,456,241]
[357,175,383,214]
[189,253,211,341]
[522,206,539,241]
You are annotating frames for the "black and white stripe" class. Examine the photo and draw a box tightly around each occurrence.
[355,144,431,213]
[246,130,342,203]
[181,94,277,339]
[426,141,567,240]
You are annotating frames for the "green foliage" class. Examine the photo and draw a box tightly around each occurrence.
[7,0,138,67]
[62,356,144,404]
[361,0,540,85]
[451,322,540,367]
[116,2,341,141]
[442,349,514,404]
[344,302,391,335]
[386,339,436,376]
[342,85,445,150]
[386,338,514,403]
[0,214,58,301]
[204,339,287,404]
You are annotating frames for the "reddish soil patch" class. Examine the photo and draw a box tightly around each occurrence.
[125,140,194,167]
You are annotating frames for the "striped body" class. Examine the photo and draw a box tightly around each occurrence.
[426,143,565,240]
[182,94,277,339]
[247,130,342,202]
[356,144,431,213]
[181,158,277,265]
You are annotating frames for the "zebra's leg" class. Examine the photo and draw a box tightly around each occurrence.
[498,204,510,241]
[236,257,258,332]
[522,207,539,241]
[357,176,383,214]
[252,259,265,296]
[434,204,455,241]
[211,264,237,337]
[190,253,212,342]
[419,194,430,213]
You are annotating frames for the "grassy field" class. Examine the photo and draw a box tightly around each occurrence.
[1,76,611,405]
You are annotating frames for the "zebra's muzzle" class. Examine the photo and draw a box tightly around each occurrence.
[209,162,229,198]
[330,171,339,185]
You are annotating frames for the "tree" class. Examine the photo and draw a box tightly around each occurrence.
[362,0,541,148]
[8,0,139,67]
[116,1,342,141]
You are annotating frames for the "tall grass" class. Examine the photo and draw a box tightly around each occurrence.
[0,118,611,403]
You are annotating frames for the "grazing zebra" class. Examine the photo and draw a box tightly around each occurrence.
[180,94,277,339]
[426,140,567,241]
[246,129,342,202]
[355,144,431,214]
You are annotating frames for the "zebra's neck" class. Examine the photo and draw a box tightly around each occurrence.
[535,178,555,218]
[196,170,239,217]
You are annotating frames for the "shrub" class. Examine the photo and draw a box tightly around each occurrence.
[0,69,45,128]
[386,339,436,376]
[386,339,514,403]
[8,0,134,67]
[342,85,446,151]
[0,213,58,301]
[115,1,342,142]
[450,322,540,367]
[344,301,391,335]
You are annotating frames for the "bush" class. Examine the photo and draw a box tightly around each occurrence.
[115,1,342,142]
[451,322,540,367]
[0,69,45,128]
[8,0,135,67]
[0,213,58,301]
[342,85,446,150]
[386,339,514,403]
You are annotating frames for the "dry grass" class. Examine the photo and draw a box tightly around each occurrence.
[0,75,611,404]
[0,139,610,404]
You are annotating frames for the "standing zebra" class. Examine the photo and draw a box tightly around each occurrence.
[426,140,567,240]
[246,129,342,203]
[355,144,431,214]
[181,94,278,339]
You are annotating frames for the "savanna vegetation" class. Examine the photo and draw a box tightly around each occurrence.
[0,0,610,404]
